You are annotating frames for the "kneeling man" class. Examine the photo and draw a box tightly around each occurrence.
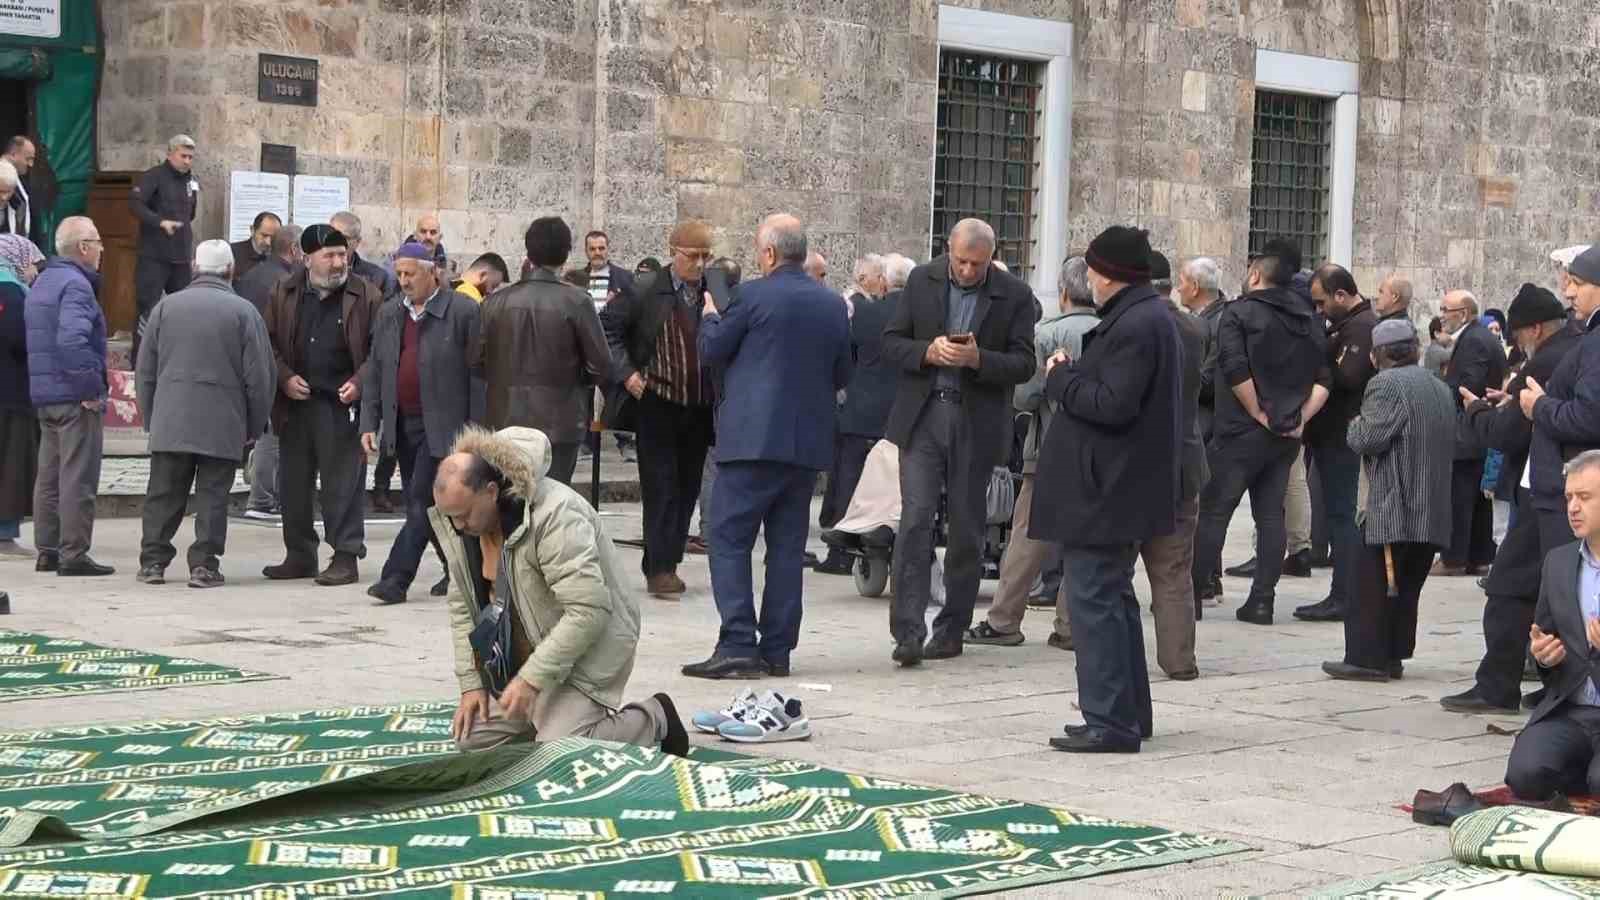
[434,425,687,755]
[1506,450,1600,799]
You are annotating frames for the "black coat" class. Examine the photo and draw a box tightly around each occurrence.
[233,256,292,319]
[880,257,1036,468]
[1444,319,1509,459]
[1031,285,1183,545]
[1170,303,1209,501]
[838,290,900,438]
[130,161,196,262]
[1195,298,1225,441]
[1307,298,1377,448]
[1529,313,1600,511]
[597,269,686,432]
[0,279,28,409]
[1212,285,1329,441]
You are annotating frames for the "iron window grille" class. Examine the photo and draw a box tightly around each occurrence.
[931,51,1041,278]
[1249,90,1333,267]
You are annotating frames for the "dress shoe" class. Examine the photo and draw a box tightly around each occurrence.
[1235,598,1273,625]
[813,549,854,575]
[1322,660,1389,682]
[765,659,790,678]
[370,492,393,514]
[1063,721,1153,740]
[1293,596,1344,622]
[647,573,684,598]
[35,551,58,572]
[681,654,767,680]
[263,558,318,580]
[1389,661,1404,680]
[1046,632,1074,651]
[891,640,923,667]
[1049,729,1139,754]
[58,557,114,577]
[1281,550,1312,577]
[136,564,166,585]
[1309,549,1333,569]
[1411,782,1484,827]
[1224,557,1257,578]
[314,552,360,587]
[367,579,408,606]
[187,566,225,589]
[1440,689,1518,714]
[1429,561,1469,577]
[654,693,690,757]
[430,575,450,597]
[922,636,963,660]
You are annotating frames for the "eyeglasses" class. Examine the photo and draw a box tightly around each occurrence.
[673,247,713,263]
[1440,305,1471,314]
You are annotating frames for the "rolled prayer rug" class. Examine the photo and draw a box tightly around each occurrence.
[1451,806,1600,877]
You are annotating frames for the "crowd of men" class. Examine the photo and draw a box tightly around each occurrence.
[7,132,1600,786]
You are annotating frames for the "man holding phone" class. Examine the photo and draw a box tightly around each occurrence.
[880,219,1037,667]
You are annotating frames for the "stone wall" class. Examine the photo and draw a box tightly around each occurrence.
[98,0,1600,307]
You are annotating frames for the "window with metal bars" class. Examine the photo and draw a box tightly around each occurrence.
[931,51,1041,278]
[1249,90,1333,268]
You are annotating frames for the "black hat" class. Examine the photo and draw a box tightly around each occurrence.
[300,223,349,256]
[1570,244,1600,286]
[1148,250,1172,283]
[1085,226,1153,283]
[1251,237,1303,274]
[1506,282,1566,330]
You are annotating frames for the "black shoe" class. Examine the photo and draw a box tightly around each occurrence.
[430,575,450,597]
[892,640,923,667]
[315,552,359,587]
[1235,598,1273,625]
[1440,689,1518,714]
[187,566,225,589]
[1209,572,1224,596]
[821,529,862,552]
[1309,550,1333,569]
[859,526,895,550]
[1064,721,1153,740]
[1049,729,1139,753]
[1224,557,1257,577]
[1389,661,1404,680]
[802,550,820,567]
[1411,782,1485,827]
[813,550,854,575]
[1523,687,1546,711]
[681,654,766,680]
[264,557,318,580]
[654,692,689,757]
[367,579,408,606]
[965,622,1024,646]
[922,636,963,660]
[1281,550,1312,578]
[370,492,393,514]
[1476,576,1490,591]
[765,659,790,678]
[58,556,114,577]
[1293,596,1344,622]
[35,551,58,572]
[1322,660,1390,682]
[135,564,166,585]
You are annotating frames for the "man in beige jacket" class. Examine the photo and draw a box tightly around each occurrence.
[431,424,687,754]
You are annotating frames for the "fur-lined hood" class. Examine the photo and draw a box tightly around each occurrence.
[450,425,552,498]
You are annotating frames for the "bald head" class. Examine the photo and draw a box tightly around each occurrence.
[804,251,828,282]
[415,214,442,253]
[433,452,500,537]
[755,213,807,276]
[1376,273,1412,318]
[1440,288,1478,334]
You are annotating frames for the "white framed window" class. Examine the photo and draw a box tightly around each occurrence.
[1252,49,1359,268]
[935,6,1072,299]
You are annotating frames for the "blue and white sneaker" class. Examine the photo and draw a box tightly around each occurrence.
[716,694,811,743]
[691,687,759,734]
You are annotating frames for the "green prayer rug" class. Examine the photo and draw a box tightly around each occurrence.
[0,630,276,703]
[0,735,1247,898]
[1312,860,1600,897]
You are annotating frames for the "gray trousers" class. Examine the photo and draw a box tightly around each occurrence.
[455,684,667,752]
[247,428,279,511]
[140,452,236,571]
[33,402,102,563]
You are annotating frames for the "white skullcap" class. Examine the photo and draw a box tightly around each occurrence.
[194,239,234,270]
[1552,245,1591,268]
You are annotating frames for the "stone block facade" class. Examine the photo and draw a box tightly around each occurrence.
[100,0,1599,310]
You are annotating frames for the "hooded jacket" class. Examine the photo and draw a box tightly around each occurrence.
[1212,284,1330,442]
[433,426,642,708]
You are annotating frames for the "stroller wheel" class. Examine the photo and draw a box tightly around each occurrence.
[855,555,890,597]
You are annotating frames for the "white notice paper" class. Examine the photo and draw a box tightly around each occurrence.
[292,176,350,228]
[227,172,290,243]
[0,1,61,39]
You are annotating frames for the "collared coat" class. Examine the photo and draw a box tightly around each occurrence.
[1170,302,1211,501]
[1527,541,1600,727]
[598,269,690,432]
[134,273,275,462]
[837,289,900,439]
[360,286,486,458]
[262,267,382,432]
[1530,315,1600,511]
[879,256,1037,468]
[476,268,610,445]
[1445,318,1509,460]
[1031,284,1184,545]
[1346,363,1456,548]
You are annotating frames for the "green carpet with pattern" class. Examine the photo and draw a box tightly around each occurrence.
[0,630,277,703]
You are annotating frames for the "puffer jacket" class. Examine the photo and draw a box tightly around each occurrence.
[25,257,105,407]
[432,425,642,708]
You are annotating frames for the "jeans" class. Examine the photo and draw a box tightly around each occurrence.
[1192,428,1300,603]
[707,461,816,668]
[1061,542,1151,744]
[378,416,443,588]
[0,519,18,540]
[1309,439,1361,610]
[247,427,279,511]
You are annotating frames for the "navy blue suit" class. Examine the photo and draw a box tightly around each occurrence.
[698,263,852,666]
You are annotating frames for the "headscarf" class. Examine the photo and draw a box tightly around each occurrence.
[0,234,43,289]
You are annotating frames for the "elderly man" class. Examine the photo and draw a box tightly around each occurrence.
[1436,289,1507,576]
[329,210,395,298]
[1032,226,1183,752]
[436,425,687,755]
[230,212,280,285]
[600,221,718,597]
[1176,257,1227,602]
[262,224,382,587]
[135,240,274,588]
[1374,274,1414,322]
[27,217,110,576]
[0,160,21,239]
[581,230,636,309]
[805,251,828,282]
[129,135,198,367]
[361,242,484,606]
[881,218,1036,666]
[681,215,851,680]
[478,218,609,487]
[1323,319,1455,681]
[389,213,448,281]
[2,136,35,240]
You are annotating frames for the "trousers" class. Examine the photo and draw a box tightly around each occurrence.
[33,402,103,563]
[1062,543,1152,744]
[247,427,279,512]
[1506,704,1600,800]
[985,474,1055,633]
[1308,440,1361,609]
[707,461,816,667]
[891,398,993,645]
[1342,541,1435,670]
[279,396,367,561]
[455,684,667,752]
[1445,457,1496,567]
[139,452,236,571]
[634,391,712,577]
[379,416,444,588]
[132,256,190,370]
[1193,428,1300,603]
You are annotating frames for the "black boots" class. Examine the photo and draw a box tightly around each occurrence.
[1235,597,1273,625]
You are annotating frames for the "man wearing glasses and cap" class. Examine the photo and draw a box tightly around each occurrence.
[599,221,718,598]
[261,224,384,588]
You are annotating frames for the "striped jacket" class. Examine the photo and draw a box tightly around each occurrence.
[1347,363,1456,548]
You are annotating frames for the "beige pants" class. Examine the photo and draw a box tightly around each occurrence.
[456,683,667,752]
[984,475,1056,634]
[1251,447,1311,554]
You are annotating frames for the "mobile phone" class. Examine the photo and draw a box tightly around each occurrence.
[949,332,974,345]
[705,265,732,314]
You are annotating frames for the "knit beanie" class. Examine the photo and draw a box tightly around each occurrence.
[1506,283,1567,330]
[1569,244,1600,286]
[1085,226,1153,283]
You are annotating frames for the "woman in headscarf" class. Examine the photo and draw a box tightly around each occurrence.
[0,233,43,558]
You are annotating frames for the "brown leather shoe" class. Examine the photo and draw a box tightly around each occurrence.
[667,572,687,593]
[648,573,684,598]
[314,552,359,587]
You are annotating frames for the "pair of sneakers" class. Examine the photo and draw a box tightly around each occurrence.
[691,688,811,743]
